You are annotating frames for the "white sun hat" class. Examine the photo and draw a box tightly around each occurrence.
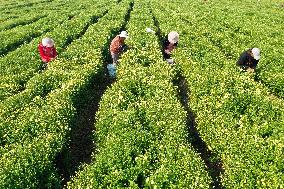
[119,31,129,38]
[252,47,261,60]
[168,31,179,44]
[42,37,54,47]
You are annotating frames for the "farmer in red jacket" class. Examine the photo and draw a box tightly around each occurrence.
[38,37,57,69]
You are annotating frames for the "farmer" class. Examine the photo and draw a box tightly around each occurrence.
[110,30,129,65]
[38,37,57,69]
[236,48,261,72]
[108,31,129,77]
[162,31,179,64]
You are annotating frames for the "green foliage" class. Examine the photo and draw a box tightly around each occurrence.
[0,0,130,188]
[1,0,283,188]
[67,1,211,188]
[151,1,284,188]
[0,1,110,102]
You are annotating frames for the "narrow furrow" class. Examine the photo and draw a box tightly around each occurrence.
[152,11,224,189]
[54,1,134,187]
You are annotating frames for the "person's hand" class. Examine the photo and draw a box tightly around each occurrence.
[247,68,255,73]
[165,49,171,54]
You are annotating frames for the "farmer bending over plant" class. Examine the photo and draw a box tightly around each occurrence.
[162,31,179,64]
[108,31,129,77]
[38,37,57,69]
[236,48,261,73]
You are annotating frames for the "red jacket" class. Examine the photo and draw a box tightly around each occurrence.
[110,35,124,54]
[38,43,57,63]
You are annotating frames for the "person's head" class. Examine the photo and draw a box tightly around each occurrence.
[251,47,261,60]
[42,37,55,47]
[119,31,129,41]
[168,31,179,44]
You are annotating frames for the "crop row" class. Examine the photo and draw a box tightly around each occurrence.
[0,0,133,188]
[201,0,284,99]
[0,0,111,102]
[0,17,66,57]
[0,0,85,32]
[0,0,70,31]
[209,1,284,99]
[0,1,113,146]
[151,1,284,188]
[0,0,49,23]
[166,0,284,99]
[0,14,47,32]
[0,0,51,11]
[67,1,211,188]
[0,0,71,23]
[0,13,68,101]
[0,0,81,57]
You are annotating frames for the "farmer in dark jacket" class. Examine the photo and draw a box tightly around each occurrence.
[236,48,261,72]
[162,31,179,64]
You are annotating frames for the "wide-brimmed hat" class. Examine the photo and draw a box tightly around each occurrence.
[42,37,54,47]
[252,48,260,60]
[168,31,179,44]
[119,31,129,38]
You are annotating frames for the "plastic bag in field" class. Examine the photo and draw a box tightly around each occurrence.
[146,28,155,34]
[107,64,116,77]
[166,58,174,64]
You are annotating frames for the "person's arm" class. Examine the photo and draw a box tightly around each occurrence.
[174,42,178,48]
[51,47,57,59]
[160,39,169,59]
[38,44,50,62]
[236,51,249,69]
[171,42,178,51]
[251,59,259,70]
[162,39,167,50]
[120,43,128,52]
[246,55,256,73]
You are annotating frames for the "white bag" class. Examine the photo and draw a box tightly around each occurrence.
[146,28,155,34]
[166,58,174,64]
